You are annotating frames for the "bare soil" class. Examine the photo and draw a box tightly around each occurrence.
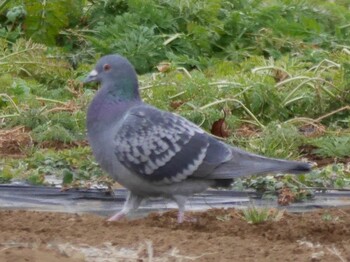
[0,208,349,261]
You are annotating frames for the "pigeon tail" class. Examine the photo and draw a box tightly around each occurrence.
[208,147,312,179]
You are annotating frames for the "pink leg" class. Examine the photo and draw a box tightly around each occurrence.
[177,210,185,223]
[107,192,142,221]
[173,195,196,223]
[107,211,126,221]
[177,211,197,223]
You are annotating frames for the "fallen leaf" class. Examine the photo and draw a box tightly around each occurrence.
[211,118,231,138]
[170,100,185,109]
[278,187,296,206]
[273,69,289,83]
[156,62,171,73]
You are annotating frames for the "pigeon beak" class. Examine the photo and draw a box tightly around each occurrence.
[83,69,99,83]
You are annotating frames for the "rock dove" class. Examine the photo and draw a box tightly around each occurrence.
[84,54,311,223]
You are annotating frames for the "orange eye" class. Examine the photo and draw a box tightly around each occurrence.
[103,64,111,71]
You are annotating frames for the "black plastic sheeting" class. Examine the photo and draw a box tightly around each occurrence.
[1,184,350,218]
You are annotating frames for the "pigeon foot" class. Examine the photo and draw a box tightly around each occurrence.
[107,212,126,221]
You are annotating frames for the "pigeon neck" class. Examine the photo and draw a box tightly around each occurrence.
[87,81,140,131]
[104,78,140,102]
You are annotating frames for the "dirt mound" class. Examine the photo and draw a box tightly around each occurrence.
[0,126,32,156]
[0,208,349,261]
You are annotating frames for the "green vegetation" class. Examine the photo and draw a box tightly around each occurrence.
[0,0,349,195]
[233,164,350,203]
[321,211,340,222]
[0,147,108,186]
[241,206,284,224]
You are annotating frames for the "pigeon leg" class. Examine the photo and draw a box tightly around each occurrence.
[173,195,188,223]
[178,211,197,223]
[173,195,198,223]
[177,209,185,223]
[107,192,143,221]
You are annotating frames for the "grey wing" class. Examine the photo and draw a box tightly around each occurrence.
[114,105,232,184]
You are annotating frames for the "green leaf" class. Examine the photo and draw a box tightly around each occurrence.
[27,172,45,185]
[310,136,350,158]
[62,169,74,185]
[23,0,84,45]
[0,166,14,183]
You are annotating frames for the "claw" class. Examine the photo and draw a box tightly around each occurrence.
[177,211,197,223]
[107,211,126,221]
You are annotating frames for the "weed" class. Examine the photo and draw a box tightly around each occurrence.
[322,212,340,222]
[241,206,284,224]
[0,165,14,183]
[309,136,350,158]
[249,122,304,158]
[302,164,350,189]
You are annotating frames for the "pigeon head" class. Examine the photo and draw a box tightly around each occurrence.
[84,54,140,101]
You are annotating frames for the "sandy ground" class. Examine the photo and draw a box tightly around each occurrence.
[0,208,349,262]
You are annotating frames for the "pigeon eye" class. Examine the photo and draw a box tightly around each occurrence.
[103,64,111,71]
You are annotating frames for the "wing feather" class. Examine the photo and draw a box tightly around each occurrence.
[114,105,213,184]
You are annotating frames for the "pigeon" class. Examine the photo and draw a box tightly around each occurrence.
[84,54,311,223]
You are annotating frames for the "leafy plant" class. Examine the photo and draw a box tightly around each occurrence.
[249,122,304,158]
[8,108,48,129]
[241,206,284,224]
[301,164,350,189]
[0,147,107,185]
[0,165,14,183]
[321,212,339,222]
[31,124,76,143]
[84,0,350,72]
[244,176,283,196]
[23,0,84,45]
[26,171,45,185]
[0,38,70,78]
[309,136,350,158]
[88,15,164,73]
